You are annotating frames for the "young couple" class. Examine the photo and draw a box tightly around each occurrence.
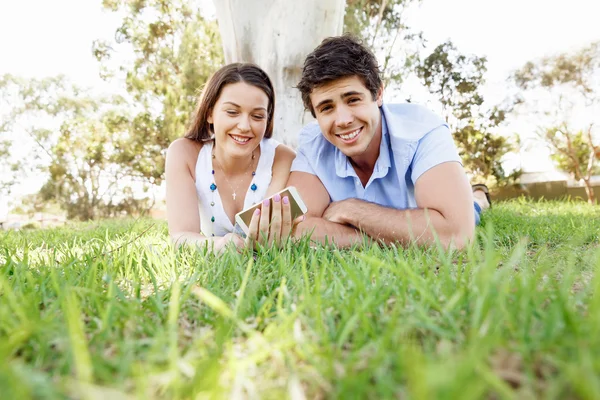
[166,35,490,254]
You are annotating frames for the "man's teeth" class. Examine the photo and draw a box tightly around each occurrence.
[339,128,360,140]
[231,135,250,143]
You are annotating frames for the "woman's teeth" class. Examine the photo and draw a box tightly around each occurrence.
[231,135,250,143]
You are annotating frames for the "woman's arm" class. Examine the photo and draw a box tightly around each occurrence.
[165,138,243,251]
[265,144,296,196]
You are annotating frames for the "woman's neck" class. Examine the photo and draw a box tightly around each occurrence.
[213,142,258,175]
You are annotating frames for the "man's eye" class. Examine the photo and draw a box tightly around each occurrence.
[320,106,332,113]
[348,98,360,103]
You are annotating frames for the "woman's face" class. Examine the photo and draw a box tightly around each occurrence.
[208,81,270,159]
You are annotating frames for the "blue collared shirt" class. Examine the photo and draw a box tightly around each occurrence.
[291,103,462,210]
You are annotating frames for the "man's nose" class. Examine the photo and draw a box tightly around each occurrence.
[335,106,354,127]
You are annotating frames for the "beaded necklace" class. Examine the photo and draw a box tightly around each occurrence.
[208,147,258,236]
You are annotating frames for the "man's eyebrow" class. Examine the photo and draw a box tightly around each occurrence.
[314,91,365,111]
[341,91,364,98]
[314,99,333,110]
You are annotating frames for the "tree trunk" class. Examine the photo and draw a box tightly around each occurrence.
[582,178,596,204]
[213,0,346,146]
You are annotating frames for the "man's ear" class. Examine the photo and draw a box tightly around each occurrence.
[376,84,384,107]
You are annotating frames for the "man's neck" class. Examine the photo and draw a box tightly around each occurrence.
[349,122,383,186]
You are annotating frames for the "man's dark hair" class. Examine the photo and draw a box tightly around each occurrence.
[297,34,382,117]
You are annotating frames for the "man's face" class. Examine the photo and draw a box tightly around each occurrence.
[309,76,383,160]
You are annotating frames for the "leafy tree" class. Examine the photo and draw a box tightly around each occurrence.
[0,74,154,220]
[416,41,515,185]
[513,41,599,102]
[93,0,224,181]
[0,138,17,197]
[344,0,424,88]
[453,123,513,183]
[542,124,598,204]
[513,41,599,203]
[416,41,486,124]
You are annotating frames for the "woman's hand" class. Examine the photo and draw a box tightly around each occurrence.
[213,232,245,254]
[245,193,304,248]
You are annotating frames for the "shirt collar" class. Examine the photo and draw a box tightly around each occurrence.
[334,109,391,179]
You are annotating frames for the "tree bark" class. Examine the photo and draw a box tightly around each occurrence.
[213,0,346,146]
[582,178,596,204]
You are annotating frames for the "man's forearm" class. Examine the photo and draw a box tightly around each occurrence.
[294,216,365,248]
[339,200,473,249]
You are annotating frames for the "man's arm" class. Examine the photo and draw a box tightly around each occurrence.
[323,162,475,249]
[287,171,364,247]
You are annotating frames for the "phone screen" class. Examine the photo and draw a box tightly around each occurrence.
[235,187,306,233]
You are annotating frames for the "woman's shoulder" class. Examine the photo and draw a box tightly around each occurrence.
[167,138,203,160]
[272,143,296,166]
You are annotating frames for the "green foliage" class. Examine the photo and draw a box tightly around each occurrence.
[544,125,600,179]
[344,0,423,88]
[93,0,224,180]
[0,75,154,220]
[416,41,515,184]
[1,201,600,398]
[417,41,487,122]
[514,41,600,100]
[513,41,599,203]
[454,123,515,185]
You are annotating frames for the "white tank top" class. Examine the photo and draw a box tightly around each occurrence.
[195,138,280,237]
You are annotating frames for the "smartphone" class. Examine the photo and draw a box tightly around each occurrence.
[234,186,307,235]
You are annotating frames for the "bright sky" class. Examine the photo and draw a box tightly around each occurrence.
[1,0,599,215]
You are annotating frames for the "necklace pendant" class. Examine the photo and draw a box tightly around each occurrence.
[232,192,237,200]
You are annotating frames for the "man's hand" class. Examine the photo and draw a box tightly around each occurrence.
[322,199,357,225]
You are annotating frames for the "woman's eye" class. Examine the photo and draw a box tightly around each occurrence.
[226,110,238,115]
[253,114,266,120]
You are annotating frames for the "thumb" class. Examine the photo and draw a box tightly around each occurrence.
[292,214,306,227]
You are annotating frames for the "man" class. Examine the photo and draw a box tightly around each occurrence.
[287,35,489,249]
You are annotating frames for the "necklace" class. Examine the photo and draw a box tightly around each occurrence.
[208,144,259,236]
[211,151,256,200]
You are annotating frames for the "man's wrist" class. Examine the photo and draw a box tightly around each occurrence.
[340,198,359,226]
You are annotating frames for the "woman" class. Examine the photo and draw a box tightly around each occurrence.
[166,63,297,253]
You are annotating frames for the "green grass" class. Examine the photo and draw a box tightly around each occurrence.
[1,199,600,399]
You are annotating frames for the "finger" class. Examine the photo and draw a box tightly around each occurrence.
[231,233,245,247]
[269,193,283,245]
[245,208,261,247]
[231,234,245,253]
[291,214,306,237]
[280,195,292,241]
[258,198,270,244]
[292,214,306,226]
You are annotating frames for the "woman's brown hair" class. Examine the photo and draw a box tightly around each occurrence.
[185,63,275,141]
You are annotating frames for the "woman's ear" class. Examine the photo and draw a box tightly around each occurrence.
[207,110,213,124]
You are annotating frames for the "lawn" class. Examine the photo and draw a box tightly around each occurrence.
[1,199,599,399]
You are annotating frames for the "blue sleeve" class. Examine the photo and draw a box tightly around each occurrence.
[290,123,320,175]
[410,125,462,183]
[290,145,317,175]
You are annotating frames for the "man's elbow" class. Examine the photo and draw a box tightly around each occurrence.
[443,223,475,250]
